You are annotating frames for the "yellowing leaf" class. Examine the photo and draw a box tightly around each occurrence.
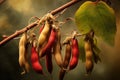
[75,1,116,45]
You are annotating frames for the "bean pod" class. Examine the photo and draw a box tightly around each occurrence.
[31,39,44,74]
[40,28,57,58]
[59,40,71,80]
[39,24,44,33]
[84,40,94,74]
[63,39,71,69]
[69,38,79,70]
[19,32,30,75]
[59,69,66,80]
[45,49,53,74]
[37,20,51,53]
[53,29,63,68]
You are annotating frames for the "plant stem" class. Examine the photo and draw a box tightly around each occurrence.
[0,0,81,46]
[51,0,80,15]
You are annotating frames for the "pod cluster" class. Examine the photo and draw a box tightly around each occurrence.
[18,13,65,75]
[18,13,101,80]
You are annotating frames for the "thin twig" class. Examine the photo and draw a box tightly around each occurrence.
[0,0,81,46]
[0,21,38,46]
[51,0,80,15]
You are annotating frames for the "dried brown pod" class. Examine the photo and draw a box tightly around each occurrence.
[53,28,63,68]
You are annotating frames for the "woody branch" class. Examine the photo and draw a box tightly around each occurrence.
[0,0,80,46]
[0,0,110,46]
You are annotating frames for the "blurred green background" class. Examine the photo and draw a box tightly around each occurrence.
[0,0,120,80]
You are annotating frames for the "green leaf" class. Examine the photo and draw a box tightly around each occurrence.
[75,1,116,46]
[78,37,85,62]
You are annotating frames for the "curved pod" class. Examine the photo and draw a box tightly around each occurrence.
[37,20,51,53]
[53,29,63,68]
[69,38,79,70]
[19,32,30,74]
